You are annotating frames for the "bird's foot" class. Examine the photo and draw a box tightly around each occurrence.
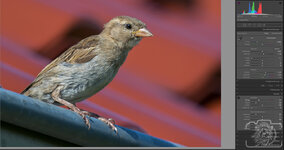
[71,107,91,129]
[98,117,117,133]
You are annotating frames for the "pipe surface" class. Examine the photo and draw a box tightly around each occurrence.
[0,88,182,147]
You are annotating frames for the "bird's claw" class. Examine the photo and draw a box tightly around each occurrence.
[73,108,91,129]
[98,117,117,133]
[81,113,91,129]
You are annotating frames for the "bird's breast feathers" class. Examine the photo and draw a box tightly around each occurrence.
[57,52,124,103]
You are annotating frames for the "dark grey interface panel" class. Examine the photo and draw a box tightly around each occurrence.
[236,0,283,149]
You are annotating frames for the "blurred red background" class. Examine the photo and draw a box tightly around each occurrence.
[0,0,221,147]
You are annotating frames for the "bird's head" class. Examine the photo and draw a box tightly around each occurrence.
[102,16,153,49]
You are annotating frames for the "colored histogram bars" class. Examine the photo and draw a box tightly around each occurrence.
[241,1,264,15]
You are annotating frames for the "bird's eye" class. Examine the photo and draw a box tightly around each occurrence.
[125,24,132,30]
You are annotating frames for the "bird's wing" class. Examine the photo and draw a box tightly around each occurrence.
[21,35,100,94]
[38,35,100,77]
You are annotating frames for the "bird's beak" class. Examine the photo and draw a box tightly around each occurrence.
[134,28,153,37]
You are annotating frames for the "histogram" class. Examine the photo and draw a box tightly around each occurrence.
[241,2,264,15]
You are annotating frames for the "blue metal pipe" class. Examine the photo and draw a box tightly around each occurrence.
[0,88,182,147]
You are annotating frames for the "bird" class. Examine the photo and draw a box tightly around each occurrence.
[21,16,153,131]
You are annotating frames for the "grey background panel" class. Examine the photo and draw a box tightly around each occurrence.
[221,0,236,149]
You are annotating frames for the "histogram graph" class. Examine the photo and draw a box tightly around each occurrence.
[237,1,283,22]
[241,2,264,15]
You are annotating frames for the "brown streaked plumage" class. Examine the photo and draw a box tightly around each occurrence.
[21,16,153,131]
[21,36,100,95]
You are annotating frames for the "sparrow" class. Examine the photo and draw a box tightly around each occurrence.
[21,16,153,131]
